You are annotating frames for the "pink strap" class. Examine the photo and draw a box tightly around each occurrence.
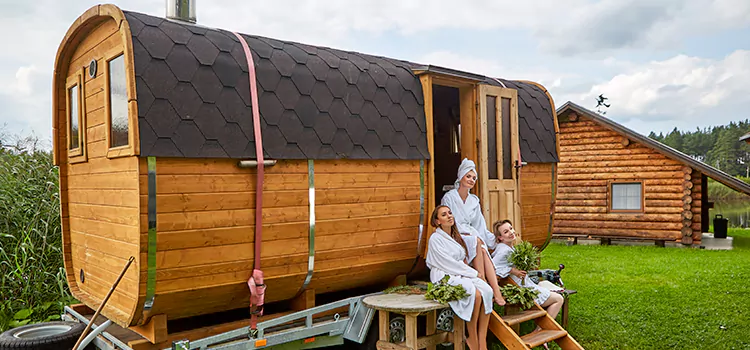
[232,32,266,329]
[231,32,264,271]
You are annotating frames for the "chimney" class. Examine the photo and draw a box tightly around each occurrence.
[166,0,196,23]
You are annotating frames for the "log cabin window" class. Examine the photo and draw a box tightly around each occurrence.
[610,182,643,212]
[486,95,498,179]
[106,54,129,148]
[66,72,86,161]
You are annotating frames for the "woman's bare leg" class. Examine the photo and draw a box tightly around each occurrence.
[477,299,490,350]
[480,249,505,305]
[533,292,564,332]
[466,293,481,350]
[473,242,486,280]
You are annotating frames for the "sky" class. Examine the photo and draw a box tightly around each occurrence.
[1,0,749,148]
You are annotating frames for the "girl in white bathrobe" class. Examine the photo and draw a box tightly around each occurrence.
[441,158,505,306]
[491,219,564,338]
[426,205,498,350]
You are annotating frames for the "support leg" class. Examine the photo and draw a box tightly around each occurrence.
[453,317,465,350]
[427,310,437,350]
[405,314,418,350]
[379,310,389,342]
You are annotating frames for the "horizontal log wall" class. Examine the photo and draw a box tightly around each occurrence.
[136,158,421,321]
[59,18,140,326]
[520,163,554,247]
[554,116,701,243]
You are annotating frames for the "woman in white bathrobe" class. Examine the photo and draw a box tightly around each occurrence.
[491,219,564,337]
[441,158,505,306]
[425,205,498,350]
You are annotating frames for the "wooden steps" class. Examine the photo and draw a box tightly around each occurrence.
[521,330,568,348]
[501,309,547,326]
[488,277,584,350]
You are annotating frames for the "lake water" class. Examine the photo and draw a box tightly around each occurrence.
[708,199,750,228]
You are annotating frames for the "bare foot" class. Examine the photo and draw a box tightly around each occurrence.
[466,336,478,350]
[494,290,506,306]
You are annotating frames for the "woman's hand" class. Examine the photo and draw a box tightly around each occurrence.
[511,268,527,279]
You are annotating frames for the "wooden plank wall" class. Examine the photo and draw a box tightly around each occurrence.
[520,163,554,247]
[554,117,692,242]
[135,158,421,321]
[60,18,141,326]
[690,170,703,241]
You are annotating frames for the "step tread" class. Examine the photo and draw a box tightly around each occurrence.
[521,330,568,348]
[501,310,548,326]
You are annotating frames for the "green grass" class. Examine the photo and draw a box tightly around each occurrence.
[534,228,750,349]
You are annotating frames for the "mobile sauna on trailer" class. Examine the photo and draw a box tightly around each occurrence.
[52,3,559,347]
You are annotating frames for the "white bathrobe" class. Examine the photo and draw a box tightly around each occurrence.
[491,243,551,305]
[441,189,498,258]
[425,228,494,321]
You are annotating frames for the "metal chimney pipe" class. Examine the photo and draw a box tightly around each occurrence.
[166,0,196,23]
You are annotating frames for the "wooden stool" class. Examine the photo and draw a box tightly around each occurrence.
[362,294,464,350]
[561,289,577,329]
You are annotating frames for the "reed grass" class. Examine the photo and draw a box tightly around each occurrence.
[0,140,72,331]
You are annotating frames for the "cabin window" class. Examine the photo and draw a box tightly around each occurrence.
[501,97,512,179]
[486,95,498,179]
[107,54,129,148]
[68,85,81,150]
[66,71,86,161]
[610,182,643,212]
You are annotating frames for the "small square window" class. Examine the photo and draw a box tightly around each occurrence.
[611,182,642,211]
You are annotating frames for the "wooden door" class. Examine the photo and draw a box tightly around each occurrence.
[477,85,521,235]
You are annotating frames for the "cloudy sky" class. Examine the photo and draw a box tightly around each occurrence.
[1,0,749,147]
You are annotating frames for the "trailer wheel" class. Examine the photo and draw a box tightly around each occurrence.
[0,321,87,350]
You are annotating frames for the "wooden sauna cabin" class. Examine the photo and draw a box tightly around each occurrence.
[51,4,560,338]
[554,102,750,245]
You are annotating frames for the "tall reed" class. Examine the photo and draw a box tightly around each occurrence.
[0,139,71,331]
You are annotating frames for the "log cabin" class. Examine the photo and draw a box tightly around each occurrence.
[52,4,559,342]
[555,102,750,246]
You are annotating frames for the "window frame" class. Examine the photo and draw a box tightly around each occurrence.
[104,48,136,159]
[608,180,645,213]
[66,70,87,163]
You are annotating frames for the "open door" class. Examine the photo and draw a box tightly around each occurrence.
[478,84,521,235]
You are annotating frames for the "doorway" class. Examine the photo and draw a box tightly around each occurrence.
[432,85,462,207]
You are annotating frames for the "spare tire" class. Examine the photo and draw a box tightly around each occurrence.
[0,321,86,350]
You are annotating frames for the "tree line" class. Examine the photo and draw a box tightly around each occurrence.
[648,120,750,177]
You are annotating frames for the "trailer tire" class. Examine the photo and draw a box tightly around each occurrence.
[0,321,86,350]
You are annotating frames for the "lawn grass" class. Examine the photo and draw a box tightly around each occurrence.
[535,228,750,349]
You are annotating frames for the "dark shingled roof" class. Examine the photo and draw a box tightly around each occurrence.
[123,11,557,163]
[124,11,428,160]
[558,102,750,196]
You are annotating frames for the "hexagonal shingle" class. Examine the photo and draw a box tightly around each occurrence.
[259,92,284,126]
[171,121,205,155]
[255,58,281,91]
[294,96,317,128]
[313,113,336,144]
[169,82,202,120]
[400,92,422,119]
[372,88,392,116]
[385,76,405,104]
[291,65,315,95]
[374,117,396,145]
[387,104,408,132]
[194,104,227,140]
[360,102,381,130]
[244,35,274,59]
[331,129,354,157]
[362,131,381,158]
[275,78,301,109]
[217,88,250,124]
[135,77,155,114]
[285,44,309,64]
[261,124,287,157]
[218,123,249,157]
[310,81,334,111]
[339,60,359,84]
[206,30,237,52]
[166,45,199,82]
[347,115,367,144]
[191,66,223,103]
[306,55,329,81]
[278,110,304,144]
[146,100,181,137]
[325,69,347,98]
[187,35,220,65]
[139,26,174,60]
[269,50,295,77]
[317,49,340,68]
[141,60,178,99]
[160,20,191,45]
[356,72,377,101]
[299,128,322,158]
[328,99,351,129]
[212,52,242,88]
[368,63,389,88]
[403,118,422,146]
[343,85,365,115]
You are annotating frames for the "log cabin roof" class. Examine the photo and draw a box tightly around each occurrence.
[558,101,750,196]
[124,10,557,162]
